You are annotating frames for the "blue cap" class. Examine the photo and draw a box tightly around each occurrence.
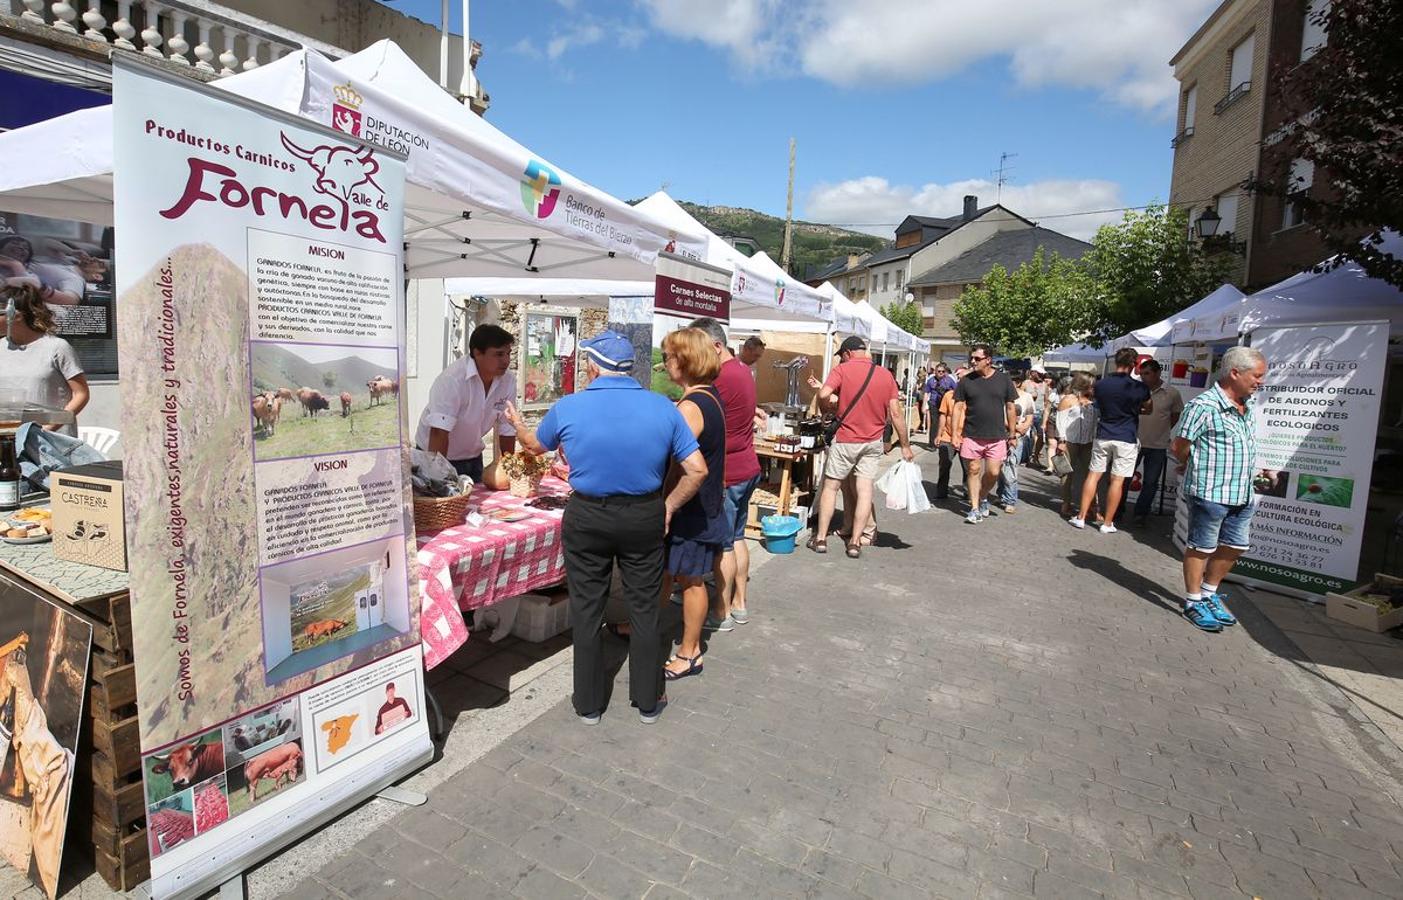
[580,330,634,373]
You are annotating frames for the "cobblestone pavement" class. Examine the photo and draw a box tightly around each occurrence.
[289,458,1403,899]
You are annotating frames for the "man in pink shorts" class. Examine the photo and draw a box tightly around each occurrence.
[951,344,1018,524]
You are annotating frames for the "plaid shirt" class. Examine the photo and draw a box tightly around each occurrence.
[1174,383,1257,506]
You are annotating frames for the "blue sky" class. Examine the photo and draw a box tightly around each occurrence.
[380,0,1219,241]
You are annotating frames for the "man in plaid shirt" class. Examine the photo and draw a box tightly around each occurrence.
[1171,346,1268,632]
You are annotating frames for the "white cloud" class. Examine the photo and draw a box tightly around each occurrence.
[547,23,604,60]
[637,0,1219,112]
[636,0,784,68]
[805,176,1127,242]
[513,19,642,61]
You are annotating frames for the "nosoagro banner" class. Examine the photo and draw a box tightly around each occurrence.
[114,60,430,897]
[1231,323,1388,594]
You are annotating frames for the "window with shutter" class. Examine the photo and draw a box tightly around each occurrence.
[1301,0,1327,61]
[1216,192,1240,235]
[1229,34,1254,91]
[1184,86,1197,129]
[1282,158,1315,228]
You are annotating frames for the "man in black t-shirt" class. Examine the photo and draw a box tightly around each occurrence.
[952,344,1018,524]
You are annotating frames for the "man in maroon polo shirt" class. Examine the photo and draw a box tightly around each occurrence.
[691,318,763,628]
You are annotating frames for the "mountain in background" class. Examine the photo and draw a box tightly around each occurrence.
[251,343,393,394]
[671,202,888,280]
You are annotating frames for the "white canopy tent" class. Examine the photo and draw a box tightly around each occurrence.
[632,192,832,324]
[1107,284,1246,351]
[1177,232,1403,342]
[1041,342,1109,366]
[0,40,706,280]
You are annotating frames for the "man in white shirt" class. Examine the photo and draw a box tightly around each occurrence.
[414,324,517,480]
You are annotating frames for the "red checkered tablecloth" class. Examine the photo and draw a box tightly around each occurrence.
[418,477,571,669]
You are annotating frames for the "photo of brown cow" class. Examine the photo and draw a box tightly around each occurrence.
[143,727,225,807]
[249,342,400,462]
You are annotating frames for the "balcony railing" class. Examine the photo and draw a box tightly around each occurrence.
[8,0,346,75]
[1213,81,1251,115]
[1170,126,1194,148]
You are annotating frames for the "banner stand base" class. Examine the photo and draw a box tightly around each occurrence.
[1227,573,1325,605]
[376,784,427,806]
[218,875,244,900]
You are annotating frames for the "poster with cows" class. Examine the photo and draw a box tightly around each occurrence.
[113,60,431,897]
[0,581,92,900]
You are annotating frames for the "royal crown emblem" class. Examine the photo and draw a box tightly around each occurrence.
[333,83,363,110]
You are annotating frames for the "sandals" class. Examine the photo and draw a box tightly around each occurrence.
[845,543,862,559]
[603,622,631,641]
[664,653,703,681]
[806,536,828,554]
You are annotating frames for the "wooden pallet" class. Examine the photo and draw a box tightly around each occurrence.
[70,592,151,892]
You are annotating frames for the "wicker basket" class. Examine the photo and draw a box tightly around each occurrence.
[413,493,471,532]
[508,472,543,498]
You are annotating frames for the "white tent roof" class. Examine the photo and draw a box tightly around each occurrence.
[0,41,705,281]
[1041,342,1108,365]
[1172,232,1403,342]
[632,193,830,323]
[1105,284,1246,350]
[815,282,872,339]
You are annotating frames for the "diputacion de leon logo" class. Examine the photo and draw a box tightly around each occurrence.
[521,159,561,219]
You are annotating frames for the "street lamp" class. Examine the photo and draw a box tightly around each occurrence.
[1194,207,1222,239]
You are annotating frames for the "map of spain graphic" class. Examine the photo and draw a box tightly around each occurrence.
[321,714,359,755]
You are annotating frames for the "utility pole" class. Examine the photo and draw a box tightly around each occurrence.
[780,137,796,272]
[994,151,1017,200]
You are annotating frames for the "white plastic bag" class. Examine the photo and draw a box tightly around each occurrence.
[903,460,931,514]
[877,460,910,510]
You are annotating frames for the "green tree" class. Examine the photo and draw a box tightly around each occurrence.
[952,248,1103,358]
[1246,0,1402,286]
[880,299,923,337]
[322,371,337,390]
[1084,205,1232,339]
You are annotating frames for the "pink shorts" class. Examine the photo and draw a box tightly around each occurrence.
[959,437,1008,462]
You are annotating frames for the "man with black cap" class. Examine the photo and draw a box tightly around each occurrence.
[808,336,913,559]
[506,331,707,725]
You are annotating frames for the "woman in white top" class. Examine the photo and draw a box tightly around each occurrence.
[1054,372,1097,518]
[1,284,89,435]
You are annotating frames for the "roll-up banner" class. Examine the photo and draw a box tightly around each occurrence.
[112,58,431,898]
[1173,323,1388,597]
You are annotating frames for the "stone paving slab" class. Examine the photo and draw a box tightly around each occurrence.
[285,458,1403,899]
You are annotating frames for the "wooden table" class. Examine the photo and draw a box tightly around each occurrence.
[746,442,816,536]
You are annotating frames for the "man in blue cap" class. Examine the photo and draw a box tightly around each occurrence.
[506,330,707,725]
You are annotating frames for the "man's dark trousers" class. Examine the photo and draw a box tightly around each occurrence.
[561,492,665,716]
[935,444,954,499]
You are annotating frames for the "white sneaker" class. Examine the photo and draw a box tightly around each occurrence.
[1068,517,1086,529]
[965,509,982,524]
[1099,523,1118,534]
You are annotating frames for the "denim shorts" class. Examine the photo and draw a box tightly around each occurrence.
[721,474,761,550]
[1186,495,1256,552]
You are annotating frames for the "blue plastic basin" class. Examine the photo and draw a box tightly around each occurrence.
[760,515,803,554]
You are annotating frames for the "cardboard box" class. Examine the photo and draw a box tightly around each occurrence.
[51,461,127,571]
[1325,574,1403,633]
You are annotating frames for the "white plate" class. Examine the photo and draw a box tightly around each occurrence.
[2,532,52,545]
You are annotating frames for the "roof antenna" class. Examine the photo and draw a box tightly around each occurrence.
[993,152,1018,201]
